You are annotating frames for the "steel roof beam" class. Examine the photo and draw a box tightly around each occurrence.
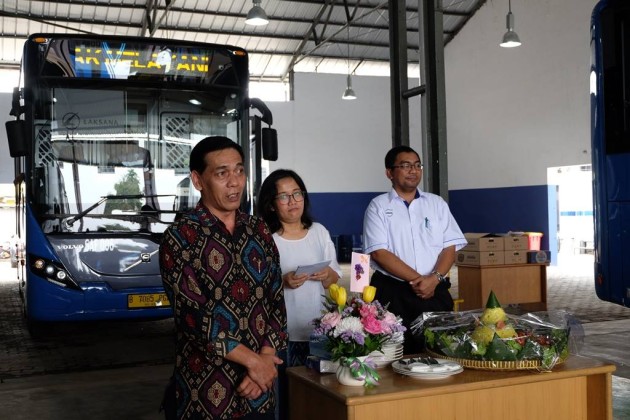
[0,9,420,50]
[1,1,429,34]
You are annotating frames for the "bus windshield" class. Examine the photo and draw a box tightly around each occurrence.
[32,84,241,233]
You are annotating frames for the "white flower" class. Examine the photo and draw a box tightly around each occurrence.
[332,317,364,337]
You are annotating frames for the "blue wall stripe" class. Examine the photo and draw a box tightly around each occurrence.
[308,192,380,237]
[449,185,557,264]
[308,186,557,265]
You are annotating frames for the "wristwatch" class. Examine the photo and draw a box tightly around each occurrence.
[432,270,447,284]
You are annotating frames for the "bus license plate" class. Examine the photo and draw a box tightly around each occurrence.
[128,293,170,309]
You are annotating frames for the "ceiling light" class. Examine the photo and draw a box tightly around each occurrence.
[342,26,357,100]
[500,0,521,48]
[189,98,202,106]
[342,75,357,100]
[245,0,269,26]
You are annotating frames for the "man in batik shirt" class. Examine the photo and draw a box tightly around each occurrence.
[160,136,287,419]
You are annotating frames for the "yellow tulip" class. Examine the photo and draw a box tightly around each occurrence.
[328,284,339,301]
[363,285,376,303]
[335,286,347,308]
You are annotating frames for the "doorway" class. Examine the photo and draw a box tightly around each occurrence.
[547,164,594,270]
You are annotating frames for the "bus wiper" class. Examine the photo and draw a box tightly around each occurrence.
[64,195,172,227]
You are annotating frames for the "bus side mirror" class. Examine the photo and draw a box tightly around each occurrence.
[262,127,278,161]
[5,120,31,157]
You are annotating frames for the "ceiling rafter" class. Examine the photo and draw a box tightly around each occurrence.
[290,1,390,71]
[0,10,411,50]
[282,0,336,81]
[8,0,428,34]
[0,0,485,79]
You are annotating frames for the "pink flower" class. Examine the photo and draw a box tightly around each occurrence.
[359,303,378,319]
[321,311,341,329]
[362,315,385,335]
[382,311,397,326]
[379,311,398,334]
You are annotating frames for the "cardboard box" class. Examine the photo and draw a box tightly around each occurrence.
[504,250,527,264]
[456,250,505,266]
[462,233,504,251]
[527,250,551,264]
[502,235,529,251]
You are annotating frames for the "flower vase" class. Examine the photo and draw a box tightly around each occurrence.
[336,356,368,387]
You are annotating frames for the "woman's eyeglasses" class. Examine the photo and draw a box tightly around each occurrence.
[391,162,423,171]
[275,191,305,204]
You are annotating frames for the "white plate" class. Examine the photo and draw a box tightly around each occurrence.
[370,354,403,368]
[370,349,403,358]
[381,352,404,359]
[391,359,463,380]
[373,359,394,369]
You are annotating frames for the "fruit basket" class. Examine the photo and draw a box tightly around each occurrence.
[413,292,573,371]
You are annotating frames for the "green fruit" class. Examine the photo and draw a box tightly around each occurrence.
[471,325,495,345]
[480,307,507,325]
[495,325,517,339]
[485,290,502,308]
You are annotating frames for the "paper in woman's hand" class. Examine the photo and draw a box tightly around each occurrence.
[294,260,331,276]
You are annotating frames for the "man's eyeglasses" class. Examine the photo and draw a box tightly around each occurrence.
[391,162,423,171]
[275,191,306,204]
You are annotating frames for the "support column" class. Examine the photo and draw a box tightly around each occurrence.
[419,0,449,200]
[389,0,409,147]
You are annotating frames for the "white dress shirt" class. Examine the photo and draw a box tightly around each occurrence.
[363,188,467,281]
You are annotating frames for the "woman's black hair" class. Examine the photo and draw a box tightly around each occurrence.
[257,169,314,233]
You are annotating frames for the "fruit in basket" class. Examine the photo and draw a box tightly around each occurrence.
[421,291,572,370]
[471,291,517,348]
[471,325,494,345]
[479,291,507,325]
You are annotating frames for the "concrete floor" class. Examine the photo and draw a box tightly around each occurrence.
[0,254,629,419]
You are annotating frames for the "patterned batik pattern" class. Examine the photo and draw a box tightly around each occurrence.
[160,203,287,419]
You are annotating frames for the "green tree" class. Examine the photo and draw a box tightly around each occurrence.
[104,169,143,214]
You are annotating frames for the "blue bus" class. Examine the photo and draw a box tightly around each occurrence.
[591,0,630,307]
[5,34,276,331]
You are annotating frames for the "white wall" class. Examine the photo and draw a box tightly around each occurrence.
[445,0,597,190]
[267,72,423,193]
[0,92,15,185]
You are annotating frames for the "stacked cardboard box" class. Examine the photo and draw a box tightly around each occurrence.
[456,233,550,265]
[503,234,528,264]
[456,233,504,266]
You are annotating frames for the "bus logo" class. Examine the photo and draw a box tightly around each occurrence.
[140,253,151,263]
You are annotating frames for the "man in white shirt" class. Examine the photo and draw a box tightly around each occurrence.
[363,145,467,353]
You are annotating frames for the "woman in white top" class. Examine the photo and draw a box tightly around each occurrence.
[258,169,341,420]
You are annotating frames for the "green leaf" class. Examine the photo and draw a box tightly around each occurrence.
[485,290,502,308]
[485,335,518,361]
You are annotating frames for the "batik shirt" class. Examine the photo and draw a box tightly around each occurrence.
[160,202,287,419]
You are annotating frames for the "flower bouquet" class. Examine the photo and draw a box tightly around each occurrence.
[311,284,406,386]
[412,291,576,371]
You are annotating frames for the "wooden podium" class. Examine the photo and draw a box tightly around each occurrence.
[456,263,548,311]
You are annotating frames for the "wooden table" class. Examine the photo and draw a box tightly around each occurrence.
[287,356,614,420]
[457,263,548,311]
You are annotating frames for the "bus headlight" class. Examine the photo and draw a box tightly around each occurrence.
[29,255,80,290]
[34,259,46,270]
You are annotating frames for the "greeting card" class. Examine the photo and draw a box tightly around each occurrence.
[350,252,370,292]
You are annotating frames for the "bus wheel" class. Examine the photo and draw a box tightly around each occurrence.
[26,318,46,338]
